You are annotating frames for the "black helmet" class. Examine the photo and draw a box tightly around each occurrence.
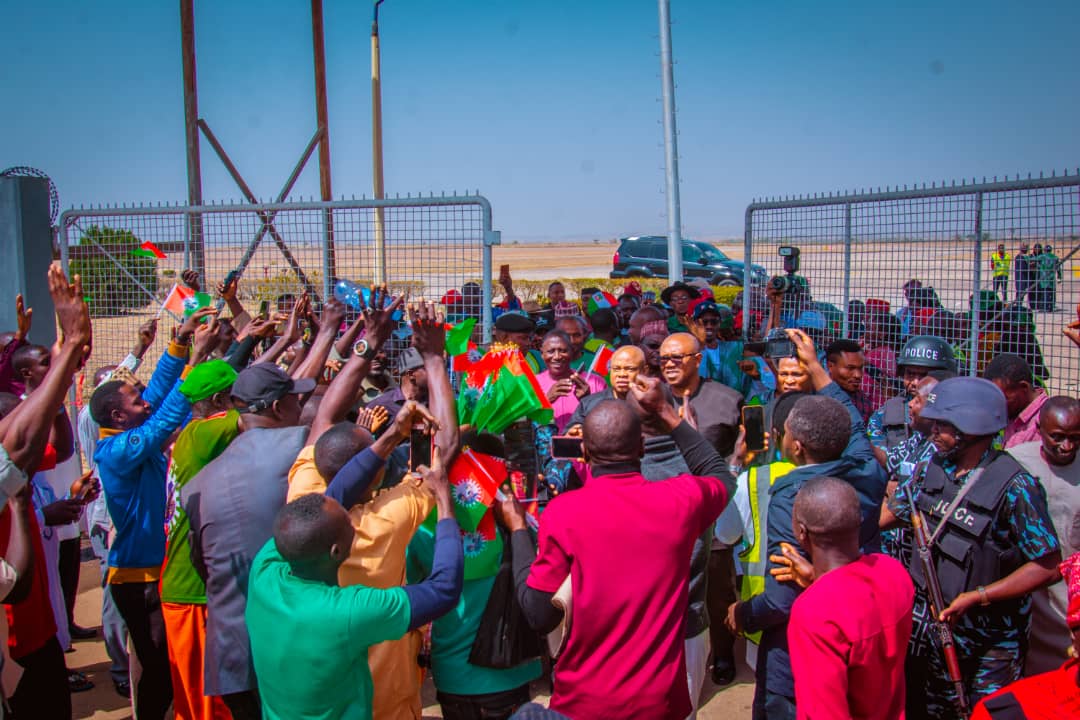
[898,335,956,371]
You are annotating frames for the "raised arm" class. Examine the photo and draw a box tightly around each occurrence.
[0,265,91,485]
[306,287,403,444]
[401,449,462,629]
[409,301,458,457]
[216,273,250,331]
[292,297,346,381]
[0,489,36,604]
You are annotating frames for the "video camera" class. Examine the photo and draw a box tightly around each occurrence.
[768,246,803,293]
[764,328,795,359]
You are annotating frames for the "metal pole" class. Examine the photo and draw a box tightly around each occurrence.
[180,0,205,279]
[311,0,335,292]
[658,0,683,282]
[743,207,753,341]
[371,1,387,286]
[842,203,852,337]
[969,192,984,377]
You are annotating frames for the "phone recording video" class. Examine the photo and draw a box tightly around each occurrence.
[409,427,433,471]
[742,405,766,453]
[550,436,584,460]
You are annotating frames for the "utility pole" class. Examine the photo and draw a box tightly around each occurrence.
[658,0,684,281]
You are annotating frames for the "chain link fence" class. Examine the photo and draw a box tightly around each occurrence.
[59,196,496,388]
[742,172,1080,396]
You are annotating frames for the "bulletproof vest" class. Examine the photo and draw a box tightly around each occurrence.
[882,396,909,450]
[909,451,1024,611]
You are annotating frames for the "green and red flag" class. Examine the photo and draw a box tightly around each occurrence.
[445,318,478,372]
[586,290,617,316]
[448,448,505,532]
[586,343,615,378]
[130,241,167,259]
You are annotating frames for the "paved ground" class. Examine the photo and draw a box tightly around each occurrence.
[44,552,754,719]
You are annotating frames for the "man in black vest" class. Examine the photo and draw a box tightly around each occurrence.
[882,376,1061,719]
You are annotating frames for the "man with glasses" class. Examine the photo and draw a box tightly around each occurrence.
[662,282,696,333]
[693,301,746,395]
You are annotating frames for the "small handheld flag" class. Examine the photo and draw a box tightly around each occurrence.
[130,241,167,260]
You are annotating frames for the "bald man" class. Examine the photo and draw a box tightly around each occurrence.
[784,476,913,720]
[498,381,735,720]
[246,465,463,720]
[563,345,649,434]
[660,333,742,458]
[1009,395,1080,673]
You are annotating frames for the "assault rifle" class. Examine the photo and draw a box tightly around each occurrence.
[904,478,971,718]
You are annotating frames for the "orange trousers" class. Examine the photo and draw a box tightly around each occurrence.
[162,601,232,720]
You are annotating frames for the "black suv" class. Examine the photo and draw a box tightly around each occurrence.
[609,236,767,287]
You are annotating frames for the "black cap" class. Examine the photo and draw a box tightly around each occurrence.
[495,312,535,333]
[231,364,316,413]
[396,347,424,374]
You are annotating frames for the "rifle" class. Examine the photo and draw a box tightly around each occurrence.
[904,479,971,718]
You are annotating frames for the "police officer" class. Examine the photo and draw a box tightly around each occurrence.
[867,335,956,459]
[884,377,1061,719]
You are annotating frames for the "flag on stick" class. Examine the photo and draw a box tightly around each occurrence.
[130,241,167,259]
[587,344,615,378]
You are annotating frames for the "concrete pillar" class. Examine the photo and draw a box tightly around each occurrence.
[0,177,57,348]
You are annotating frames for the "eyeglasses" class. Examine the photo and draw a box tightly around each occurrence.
[659,353,697,365]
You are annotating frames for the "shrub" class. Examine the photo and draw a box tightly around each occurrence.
[68,225,159,317]
[476,277,744,308]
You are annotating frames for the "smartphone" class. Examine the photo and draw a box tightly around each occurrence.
[409,426,433,472]
[216,269,240,311]
[550,436,584,459]
[742,405,766,453]
[75,478,99,504]
[258,299,270,321]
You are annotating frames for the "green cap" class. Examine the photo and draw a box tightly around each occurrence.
[180,359,238,403]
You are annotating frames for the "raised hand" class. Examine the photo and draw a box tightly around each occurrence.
[493,491,527,533]
[317,296,346,336]
[409,300,446,359]
[357,285,405,348]
[785,328,818,368]
[546,378,573,403]
[684,314,708,345]
[48,263,91,348]
[390,399,440,440]
[1064,303,1080,349]
[417,446,452,515]
[286,294,310,344]
[177,307,218,343]
[569,372,591,399]
[356,405,390,434]
[217,274,239,301]
[191,316,220,363]
[181,269,201,292]
[14,294,32,342]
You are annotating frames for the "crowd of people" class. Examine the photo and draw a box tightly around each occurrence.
[0,260,1078,720]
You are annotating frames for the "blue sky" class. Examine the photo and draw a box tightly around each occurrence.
[3,1,1078,240]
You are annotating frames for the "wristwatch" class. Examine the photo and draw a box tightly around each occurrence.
[353,338,377,360]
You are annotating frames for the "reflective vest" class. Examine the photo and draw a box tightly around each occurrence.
[991,252,1012,277]
[737,460,796,644]
[910,451,1024,612]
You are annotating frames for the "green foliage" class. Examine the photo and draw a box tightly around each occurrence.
[69,225,159,317]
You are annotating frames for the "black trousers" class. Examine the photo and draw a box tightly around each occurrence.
[706,547,737,666]
[221,689,262,720]
[58,537,81,629]
[437,684,531,720]
[9,636,71,720]
[111,580,172,720]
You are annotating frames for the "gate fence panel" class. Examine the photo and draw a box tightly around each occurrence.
[744,173,1079,396]
[59,196,496,392]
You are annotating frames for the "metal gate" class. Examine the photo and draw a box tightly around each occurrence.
[743,172,1080,395]
[58,195,498,376]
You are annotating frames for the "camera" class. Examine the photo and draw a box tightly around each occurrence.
[768,246,804,294]
[765,328,795,359]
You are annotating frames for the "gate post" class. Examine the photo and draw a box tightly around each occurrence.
[969,192,984,376]
[743,206,754,341]
[842,203,853,338]
[0,178,56,347]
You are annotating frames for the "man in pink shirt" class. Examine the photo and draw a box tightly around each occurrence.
[780,476,914,720]
[984,352,1048,448]
[498,377,734,719]
[535,330,607,433]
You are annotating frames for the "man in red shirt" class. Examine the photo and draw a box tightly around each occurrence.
[499,376,734,719]
[782,476,914,720]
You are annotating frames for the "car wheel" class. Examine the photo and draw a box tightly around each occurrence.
[713,276,740,287]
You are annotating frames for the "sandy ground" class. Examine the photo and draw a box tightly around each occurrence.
[53,552,753,720]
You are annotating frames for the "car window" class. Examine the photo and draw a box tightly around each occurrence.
[648,242,668,260]
[623,240,645,258]
[682,244,704,262]
[693,242,728,262]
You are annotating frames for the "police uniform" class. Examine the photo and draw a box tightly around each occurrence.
[867,335,956,453]
[889,378,1060,719]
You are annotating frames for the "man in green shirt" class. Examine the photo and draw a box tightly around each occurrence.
[246,455,463,720]
[161,359,241,720]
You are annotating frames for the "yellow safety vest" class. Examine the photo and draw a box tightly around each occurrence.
[737,461,796,644]
[991,252,1011,277]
